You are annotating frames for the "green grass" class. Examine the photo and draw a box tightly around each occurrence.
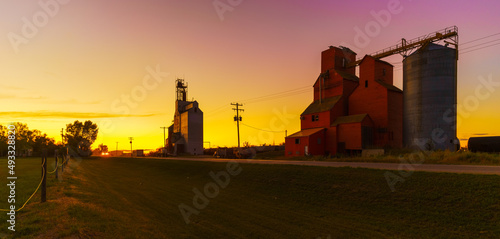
[1,157,500,238]
[273,150,500,165]
[0,156,60,238]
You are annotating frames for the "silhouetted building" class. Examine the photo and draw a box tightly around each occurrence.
[285,46,403,156]
[167,79,203,155]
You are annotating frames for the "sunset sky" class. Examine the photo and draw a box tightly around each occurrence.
[1,0,499,150]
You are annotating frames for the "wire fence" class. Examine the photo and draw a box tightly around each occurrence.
[1,149,71,212]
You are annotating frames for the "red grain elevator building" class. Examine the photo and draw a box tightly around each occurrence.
[285,46,403,156]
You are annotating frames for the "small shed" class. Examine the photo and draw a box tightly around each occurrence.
[285,128,326,156]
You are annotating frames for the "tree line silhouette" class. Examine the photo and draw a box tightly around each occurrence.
[0,120,98,157]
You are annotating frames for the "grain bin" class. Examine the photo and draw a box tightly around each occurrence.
[403,43,458,151]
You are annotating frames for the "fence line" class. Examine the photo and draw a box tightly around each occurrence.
[1,149,71,212]
[0,157,46,212]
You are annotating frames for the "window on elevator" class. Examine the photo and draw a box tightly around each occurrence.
[311,115,319,122]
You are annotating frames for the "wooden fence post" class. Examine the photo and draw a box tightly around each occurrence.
[62,148,65,173]
[41,149,47,203]
[55,149,59,180]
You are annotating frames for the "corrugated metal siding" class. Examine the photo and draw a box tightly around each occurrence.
[403,43,458,151]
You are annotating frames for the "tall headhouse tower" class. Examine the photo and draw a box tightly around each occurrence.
[167,79,204,155]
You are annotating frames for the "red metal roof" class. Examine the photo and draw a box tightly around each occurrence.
[331,114,369,126]
[376,79,402,92]
[301,95,342,115]
[286,128,325,138]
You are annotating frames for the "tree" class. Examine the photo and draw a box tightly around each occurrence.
[0,123,59,156]
[0,125,7,156]
[94,143,109,155]
[31,130,58,156]
[65,120,99,157]
[11,122,32,156]
[98,144,108,153]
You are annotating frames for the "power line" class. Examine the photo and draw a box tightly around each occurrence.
[389,61,402,64]
[240,86,310,103]
[461,38,500,51]
[461,32,500,45]
[461,42,500,55]
[241,122,286,133]
[205,85,310,117]
[205,104,230,115]
[242,88,310,105]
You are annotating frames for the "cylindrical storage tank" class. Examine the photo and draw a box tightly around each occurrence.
[468,136,500,153]
[403,43,458,151]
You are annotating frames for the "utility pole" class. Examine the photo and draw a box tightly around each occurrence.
[61,128,64,145]
[231,103,244,149]
[160,126,167,157]
[129,137,134,157]
[160,127,167,148]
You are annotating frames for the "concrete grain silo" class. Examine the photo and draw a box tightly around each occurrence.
[403,43,459,151]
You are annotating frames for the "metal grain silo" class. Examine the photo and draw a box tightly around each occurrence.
[403,43,459,151]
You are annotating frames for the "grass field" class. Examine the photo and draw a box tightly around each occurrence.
[257,150,500,165]
[1,156,500,238]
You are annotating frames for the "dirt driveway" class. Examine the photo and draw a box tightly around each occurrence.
[165,157,500,175]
